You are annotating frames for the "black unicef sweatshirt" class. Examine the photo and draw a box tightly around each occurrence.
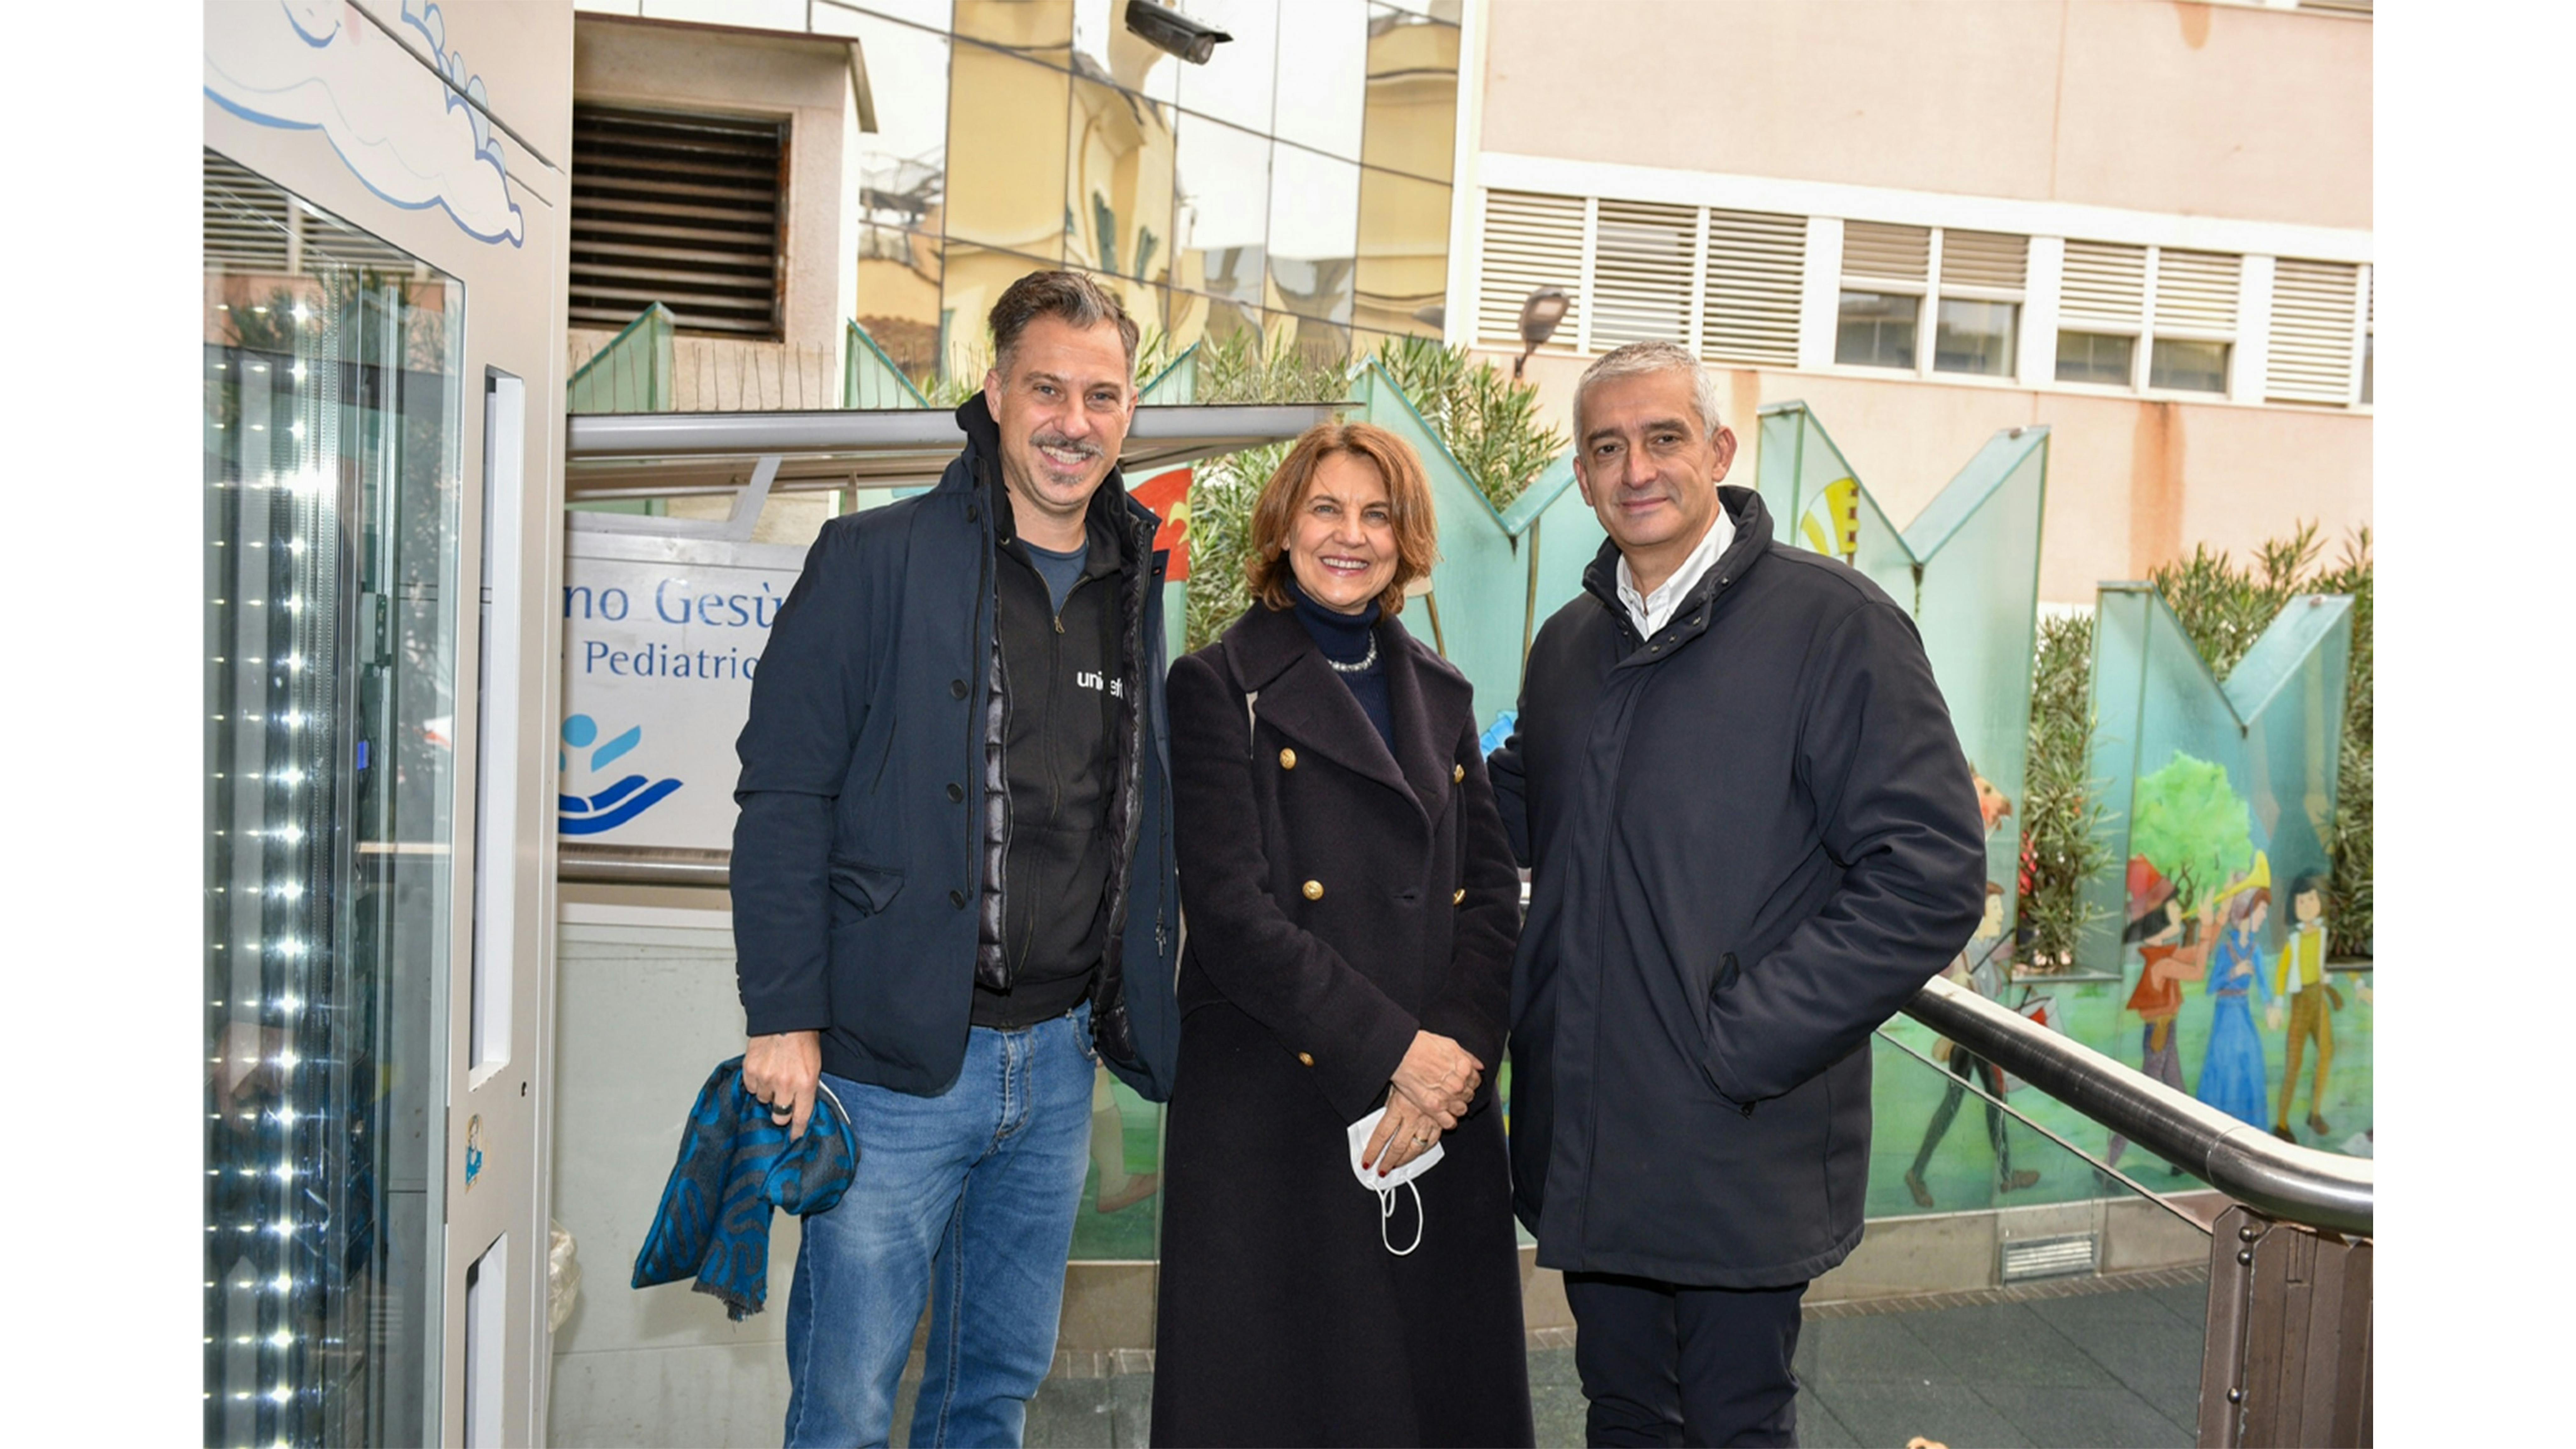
[972,471,1129,1029]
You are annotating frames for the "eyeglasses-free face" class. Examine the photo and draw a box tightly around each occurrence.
[1285,451,1400,615]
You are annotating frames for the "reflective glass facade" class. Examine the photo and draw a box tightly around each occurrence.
[817,0,1463,383]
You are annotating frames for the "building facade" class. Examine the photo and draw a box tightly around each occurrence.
[1456,0,2372,601]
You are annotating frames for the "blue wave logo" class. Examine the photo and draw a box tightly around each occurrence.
[559,713,683,836]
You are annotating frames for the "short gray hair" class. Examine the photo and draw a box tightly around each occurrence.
[1570,340,1723,441]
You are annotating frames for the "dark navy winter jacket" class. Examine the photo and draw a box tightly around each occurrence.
[1489,486,1986,1287]
[729,396,1182,1100]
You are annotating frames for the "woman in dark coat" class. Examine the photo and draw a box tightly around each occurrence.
[1152,422,1533,1447]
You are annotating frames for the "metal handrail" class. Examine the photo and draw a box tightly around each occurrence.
[1903,974,2372,1237]
[552,843,2373,1237]
[558,843,729,889]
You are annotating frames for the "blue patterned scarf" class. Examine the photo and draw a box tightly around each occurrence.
[630,1057,859,1320]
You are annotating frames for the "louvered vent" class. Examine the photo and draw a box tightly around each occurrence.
[205,151,421,276]
[571,105,786,338]
[2062,241,2148,329]
[1940,230,2028,294]
[1589,201,1697,349]
[1842,222,1930,285]
[2267,258,2362,404]
[205,152,291,273]
[2154,249,2241,336]
[1701,208,1805,368]
[1477,190,1586,351]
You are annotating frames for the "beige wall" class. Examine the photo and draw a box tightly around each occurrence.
[1480,0,2370,230]
[1498,349,2371,605]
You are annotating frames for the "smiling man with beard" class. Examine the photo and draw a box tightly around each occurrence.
[731,270,1182,1447]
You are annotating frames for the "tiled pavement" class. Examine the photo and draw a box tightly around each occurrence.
[890,1269,2210,1448]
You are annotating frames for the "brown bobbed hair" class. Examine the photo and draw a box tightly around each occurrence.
[1245,421,1440,617]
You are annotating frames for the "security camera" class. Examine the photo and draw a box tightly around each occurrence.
[1125,0,1232,65]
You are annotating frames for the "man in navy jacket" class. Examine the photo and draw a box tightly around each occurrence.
[1490,341,1986,1446]
[732,271,1180,1447]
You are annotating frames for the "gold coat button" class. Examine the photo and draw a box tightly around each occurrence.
[1453,888,1467,905]
[1280,748,1297,769]
[1453,763,1465,783]
[1302,879,1324,901]
[1297,1052,1315,1067]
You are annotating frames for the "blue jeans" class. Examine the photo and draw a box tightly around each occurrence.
[783,1003,1096,1448]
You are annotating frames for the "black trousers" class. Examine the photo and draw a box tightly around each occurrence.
[1563,1271,1805,1447]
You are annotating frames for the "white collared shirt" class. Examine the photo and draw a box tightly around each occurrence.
[1615,502,1736,640]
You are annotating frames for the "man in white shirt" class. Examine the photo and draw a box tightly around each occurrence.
[1489,340,1986,1445]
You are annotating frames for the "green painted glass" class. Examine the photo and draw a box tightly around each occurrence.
[842,319,932,409]
[1757,402,2047,942]
[568,303,675,414]
[2080,585,2366,1155]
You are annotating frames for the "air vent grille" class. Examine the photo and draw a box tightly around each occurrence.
[1940,230,2028,295]
[2061,240,2149,330]
[2266,258,2363,404]
[571,105,786,338]
[1476,189,1586,351]
[1843,222,1930,286]
[2154,248,2242,336]
[1701,208,1806,368]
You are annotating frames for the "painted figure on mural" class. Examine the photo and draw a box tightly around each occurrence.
[2193,866,2275,1129]
[2268,873,2340,1143]
[1904,774,2037,1208]
[1906,883,2039,1207]
[2106,863,2214,1173]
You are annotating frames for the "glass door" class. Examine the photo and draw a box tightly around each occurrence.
[203,150,463,1449]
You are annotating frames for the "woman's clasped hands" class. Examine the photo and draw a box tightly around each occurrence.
[1363,1030,1483,1177]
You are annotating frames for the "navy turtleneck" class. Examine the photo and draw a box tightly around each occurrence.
[1286,576,1395,752]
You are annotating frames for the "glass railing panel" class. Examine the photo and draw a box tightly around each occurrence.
[1816,1030,2210,1449]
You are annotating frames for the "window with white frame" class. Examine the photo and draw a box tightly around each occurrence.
[2151,249,2240,392]
[1934,230,2025,376]
[1835,222,1926,370]
[2054,241,2239,395]
[2056,241,2143,385]
[1468,183,2368,409]
[1835,223,2027,377]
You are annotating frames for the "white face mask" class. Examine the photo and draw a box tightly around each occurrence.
[1346,1108,1444,1256]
